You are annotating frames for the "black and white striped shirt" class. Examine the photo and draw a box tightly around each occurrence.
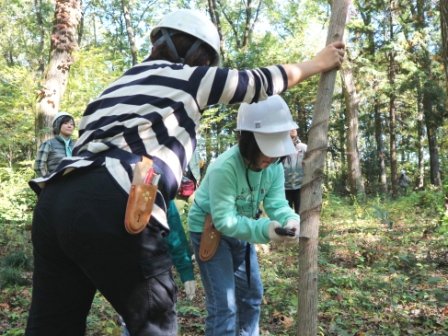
[30,59,288,229]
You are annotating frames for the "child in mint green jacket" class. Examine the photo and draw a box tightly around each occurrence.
[188,95,301,336]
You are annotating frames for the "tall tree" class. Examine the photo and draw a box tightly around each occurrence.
[397,0,442,189]
[388,0,398,198]
[417,80,425,189]
[298,1,349,335]
[35,0,82,147]
[441,0,448,89]
[121,0,138,65]
[340,58,366,200]
[353,0,389,196]
[34,0,46,74]
[373,81,389,196]
[411,0,442,187]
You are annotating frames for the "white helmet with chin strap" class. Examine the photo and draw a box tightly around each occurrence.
[52,111,74,135]
[236,95,298,157]
[52,112,72,126]
[150,9,221,66]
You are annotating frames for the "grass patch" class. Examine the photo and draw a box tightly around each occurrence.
[1,191,447,335]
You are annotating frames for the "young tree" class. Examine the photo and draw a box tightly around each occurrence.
[298,0,349,334]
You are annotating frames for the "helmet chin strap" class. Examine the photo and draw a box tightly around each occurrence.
[154,28,203,64]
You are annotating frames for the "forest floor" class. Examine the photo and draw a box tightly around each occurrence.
[1,191,447,335]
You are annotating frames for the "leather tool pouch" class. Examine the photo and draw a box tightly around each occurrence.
[124,158,157,235]
[199,214,222,261]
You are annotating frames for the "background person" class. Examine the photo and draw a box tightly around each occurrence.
[399,169,410,195]
[282,129,307,215]
[174,149,203,213]
[33,112,75,177]
[26,8,344,336]
[164,200,196,301]
[187,96,302,336]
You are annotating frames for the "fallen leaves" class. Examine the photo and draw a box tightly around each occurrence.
[272,309,295,330]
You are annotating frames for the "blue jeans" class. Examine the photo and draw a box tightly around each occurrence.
[190,232,263,336]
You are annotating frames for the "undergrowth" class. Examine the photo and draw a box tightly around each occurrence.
[0,184,447,335]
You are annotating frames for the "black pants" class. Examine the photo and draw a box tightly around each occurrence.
[285,189,301,215]
[26,167,177,336]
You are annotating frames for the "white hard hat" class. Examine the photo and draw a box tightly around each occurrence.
[236,95,298,157]
[52,112,73,126]
[150,9,221,66]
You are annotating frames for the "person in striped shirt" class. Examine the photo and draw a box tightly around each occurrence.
[26,8,345,336]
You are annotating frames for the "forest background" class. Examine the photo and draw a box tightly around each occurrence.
[0,0,448,335]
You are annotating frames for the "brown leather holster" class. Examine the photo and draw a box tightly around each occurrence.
[199,214,222,261]
[124,157,157,235]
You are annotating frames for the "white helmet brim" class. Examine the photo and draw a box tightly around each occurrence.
[253,131,296,158]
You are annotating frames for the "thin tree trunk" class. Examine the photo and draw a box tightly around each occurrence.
[441,0,448,87]
[418,0,442,187]
[388,0,398,199]
[34,0,46,74]
[338,95,346,169]
[243,0,252,48]
[121,0,138,65]
[373,93,388,197]
[77,0,84,46]
[35,0,81,148]
[417,78,425,189]
[208,0,226,62]
[423,87,442,186]
[341,63,366,201]
[297,1,348,335]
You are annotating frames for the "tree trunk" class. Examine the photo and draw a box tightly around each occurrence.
[34,0,46,74]
[423,86,442,186]
[441,0,448,87]
[208,0,226,62]
[374,92,388,197]
[426,126,441,186]
[340,62,366,201]
[417,78,425,189]
[121,0,138,66]
[297,1,348,335]
[35,0,81,148]
[388,0,398,199]
[77,0,84,46]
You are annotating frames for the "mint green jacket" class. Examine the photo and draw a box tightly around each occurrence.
[188,145,300,244]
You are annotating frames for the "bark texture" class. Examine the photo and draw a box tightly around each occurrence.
[35,0,81,147]
[297,1,348,335]
[341,62,366,200]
